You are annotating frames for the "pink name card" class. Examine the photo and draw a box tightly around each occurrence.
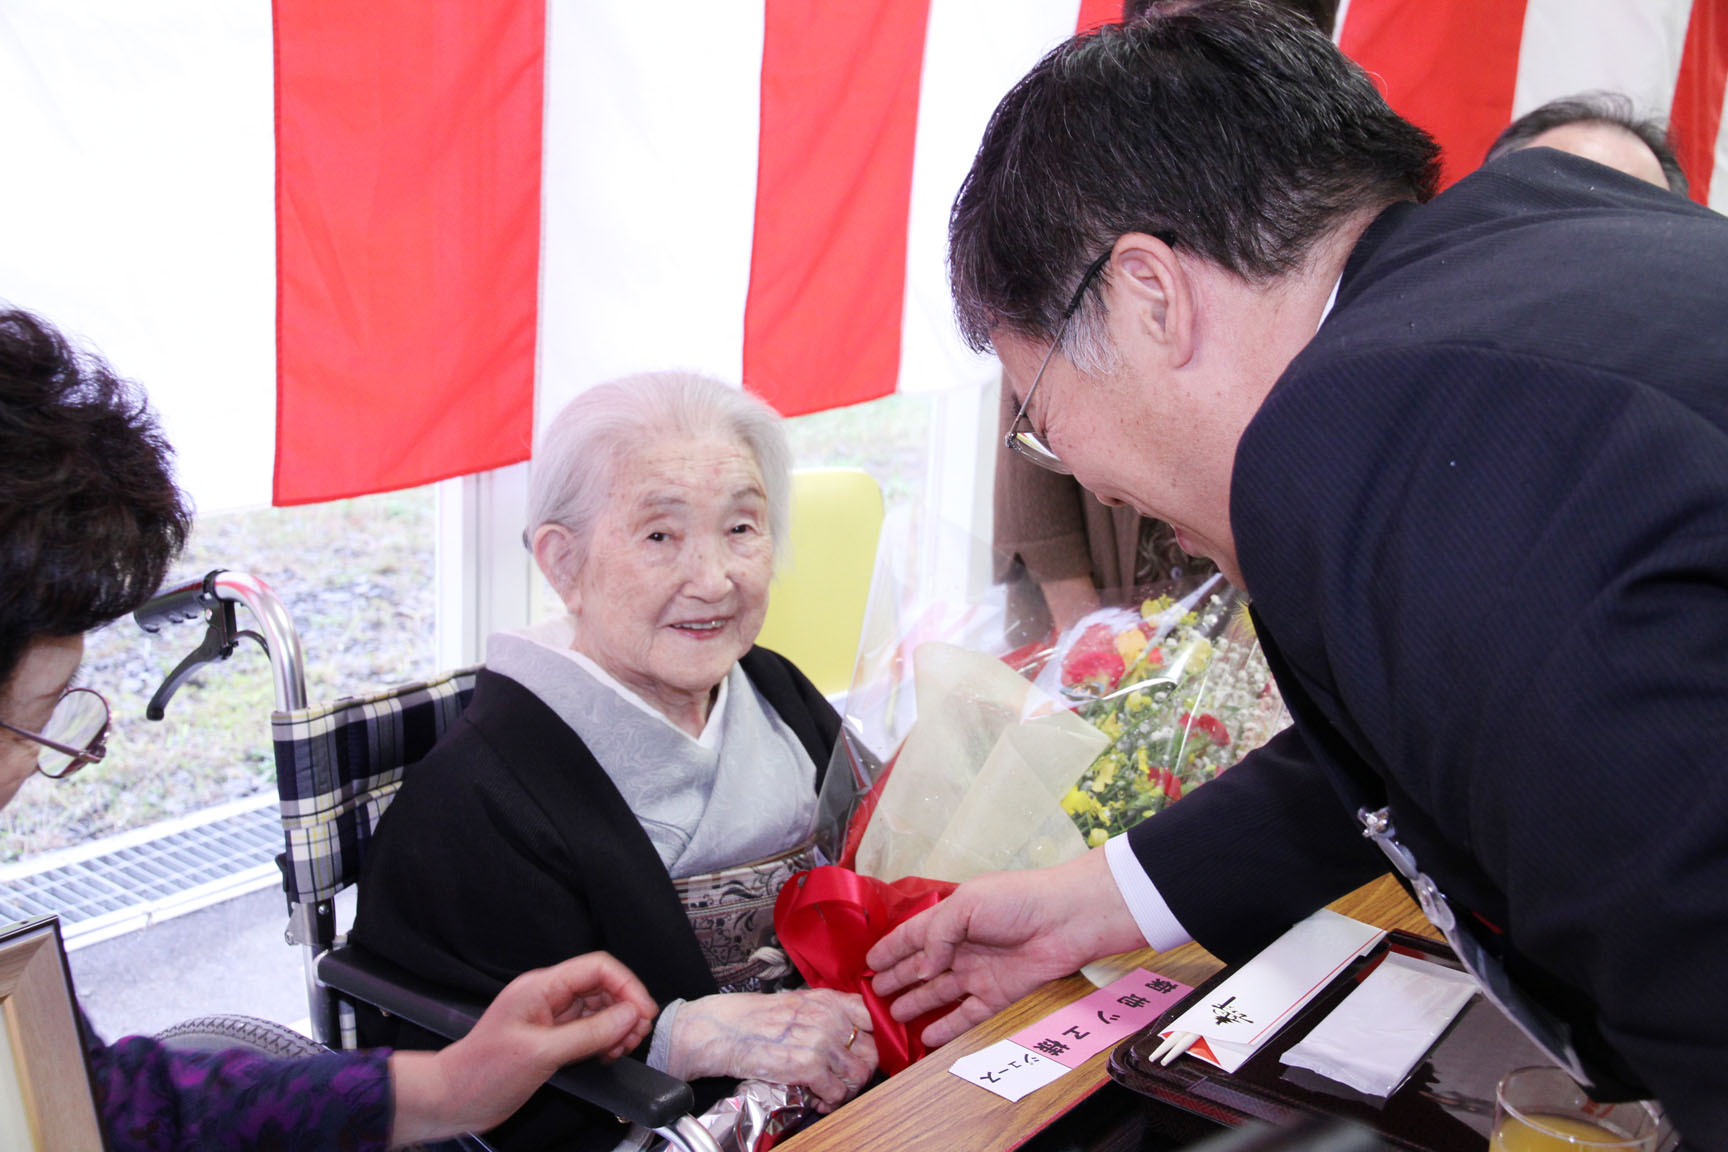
[1009,967,1193,1068]
[950,968,1193,1102]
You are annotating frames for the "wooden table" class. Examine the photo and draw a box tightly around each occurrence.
[777,873,1438,1152]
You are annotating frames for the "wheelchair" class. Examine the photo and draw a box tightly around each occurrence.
[134,569,718,1152]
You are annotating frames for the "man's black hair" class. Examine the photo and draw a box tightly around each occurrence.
[950,0,1440,351]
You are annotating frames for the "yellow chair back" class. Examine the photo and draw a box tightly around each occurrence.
[756,467,885,698]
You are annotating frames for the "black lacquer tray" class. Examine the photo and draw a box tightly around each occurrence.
[1109,930,1553,1151]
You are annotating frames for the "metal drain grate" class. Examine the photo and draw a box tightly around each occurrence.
[0,797,284,948]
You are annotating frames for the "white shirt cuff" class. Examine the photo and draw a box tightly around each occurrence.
[1105,833,1194,952]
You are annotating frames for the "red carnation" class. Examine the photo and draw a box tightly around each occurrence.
[1180,712,1231,746]
[1062,623,1126,692]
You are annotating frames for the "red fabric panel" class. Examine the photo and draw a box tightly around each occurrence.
[744,1,933,417]
[1076,0,1123,33]
[1337,0,1529,190]
[1671,0,1728,205]
[273,1,543,505]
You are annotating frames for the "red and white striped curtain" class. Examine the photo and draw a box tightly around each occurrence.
[1,0,1720,512]
[1337,0,1726,193]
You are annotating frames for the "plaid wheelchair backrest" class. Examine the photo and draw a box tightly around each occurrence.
[271,667,479,907]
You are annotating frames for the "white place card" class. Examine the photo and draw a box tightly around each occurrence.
[948,1040,1069,1102]
[1280,949,1478,1098]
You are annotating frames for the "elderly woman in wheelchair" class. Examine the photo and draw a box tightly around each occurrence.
[349,372,879,1150]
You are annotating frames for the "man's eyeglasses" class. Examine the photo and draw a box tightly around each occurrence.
[1003,250,1115,475]
[0,687,111,779]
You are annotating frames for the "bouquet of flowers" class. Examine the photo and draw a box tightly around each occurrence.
[1039,577,1289,846]
[783,514,1287,1078]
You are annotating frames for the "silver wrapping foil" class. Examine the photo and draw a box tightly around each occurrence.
[616,1080,819,1152]
[698,1080,820,1152]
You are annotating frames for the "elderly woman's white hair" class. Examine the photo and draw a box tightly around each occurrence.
[527,371,793,571]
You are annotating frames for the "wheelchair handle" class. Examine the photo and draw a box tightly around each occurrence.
[133,574,215,633]
[134,569,308,714]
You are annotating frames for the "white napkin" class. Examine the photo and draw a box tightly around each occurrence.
[1158,909,1385,1073]
[1280,950,1478,1098]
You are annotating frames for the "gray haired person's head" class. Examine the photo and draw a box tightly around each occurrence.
[949,0,1439,365]
[1485,91,1688,196]
[527,371,793,572]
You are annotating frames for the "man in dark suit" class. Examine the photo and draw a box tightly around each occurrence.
[868,1,1728,1143]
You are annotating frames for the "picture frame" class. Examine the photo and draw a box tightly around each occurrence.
[0,916,105,1150]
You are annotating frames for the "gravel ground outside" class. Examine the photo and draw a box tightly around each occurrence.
[1,389,940,863]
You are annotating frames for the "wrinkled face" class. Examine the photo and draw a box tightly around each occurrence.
[0,634,83,808]
[562,433,774,724]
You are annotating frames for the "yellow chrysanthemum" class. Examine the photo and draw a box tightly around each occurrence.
[1141,595,1174,620]
[1062,788,1106,819]
[1116,627,1148,665]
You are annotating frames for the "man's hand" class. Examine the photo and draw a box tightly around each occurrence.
[388,951,656,1147]
[865,848,1145,1048]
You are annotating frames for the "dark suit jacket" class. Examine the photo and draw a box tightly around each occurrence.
[349,646,839,1151]
[1124,150,1728,1145]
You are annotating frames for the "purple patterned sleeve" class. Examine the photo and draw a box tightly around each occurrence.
[86,1031,393,1152]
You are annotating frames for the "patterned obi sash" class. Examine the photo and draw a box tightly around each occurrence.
[674,838,816,994]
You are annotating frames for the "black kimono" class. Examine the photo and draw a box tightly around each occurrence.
[349,646,839,1150]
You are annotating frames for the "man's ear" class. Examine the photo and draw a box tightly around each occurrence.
[1109,233,1195,367]
[531,524,580,609]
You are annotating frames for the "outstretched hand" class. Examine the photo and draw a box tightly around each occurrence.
[865,848,1145,1049]
[388,951,657,1147]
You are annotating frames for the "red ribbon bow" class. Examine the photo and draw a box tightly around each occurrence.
[773,866,956,1074]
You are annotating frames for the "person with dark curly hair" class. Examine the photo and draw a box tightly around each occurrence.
[0,307,658,1150]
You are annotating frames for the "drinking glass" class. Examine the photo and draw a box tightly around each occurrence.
[1491,1066,1664,1152]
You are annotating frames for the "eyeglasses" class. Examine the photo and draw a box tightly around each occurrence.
[0,687,111,780]
[1003,250,1115,475]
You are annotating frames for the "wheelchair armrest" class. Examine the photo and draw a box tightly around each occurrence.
[317,943,696,1129]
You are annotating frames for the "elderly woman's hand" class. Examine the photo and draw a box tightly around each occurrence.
[668,989,878,1111]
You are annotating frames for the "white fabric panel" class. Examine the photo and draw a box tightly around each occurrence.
[536,0,764,431]
[896,0,1081,397]
[0,1,276,512]
[1514,0,1693,119]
